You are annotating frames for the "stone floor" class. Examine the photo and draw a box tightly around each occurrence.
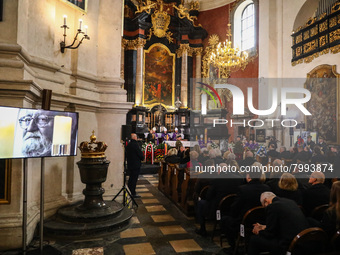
[2,175,230,255]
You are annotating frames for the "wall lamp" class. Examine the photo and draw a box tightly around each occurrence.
[60,15,90,53]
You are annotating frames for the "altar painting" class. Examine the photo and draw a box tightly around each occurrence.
[143,44,174,107]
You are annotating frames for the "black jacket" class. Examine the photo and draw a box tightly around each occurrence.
[231,180,271,219]
[303,183,330,215]
[260,197,309,248]
[126,139,144,170]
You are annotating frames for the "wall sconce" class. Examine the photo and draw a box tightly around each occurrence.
[60,15,90,53]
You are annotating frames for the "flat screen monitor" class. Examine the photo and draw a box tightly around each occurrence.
[0,106,78,159]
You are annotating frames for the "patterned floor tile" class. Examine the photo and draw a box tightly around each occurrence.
[145,205,166,212]
[169,239,202,253]
[123,243,155,255]
[72,247,103,255]
[159,225,187,235]
[151,214,175,223]
[120,228,146,238]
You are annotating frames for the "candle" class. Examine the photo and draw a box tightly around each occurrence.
[84,25,88,35]
[63,15,67,26]
[79,19,82,30]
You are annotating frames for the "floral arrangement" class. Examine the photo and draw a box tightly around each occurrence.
[142,141,168,163]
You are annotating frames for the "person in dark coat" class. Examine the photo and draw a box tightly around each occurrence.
[275,173,302,205]
[238,150,256,168]
[266,144,280,159]
[248,192,309,255]
[195,163,243,236]
[126,133,144,198]
[279,147,291,160]
[220,162,271,251]
[303,171,330,215]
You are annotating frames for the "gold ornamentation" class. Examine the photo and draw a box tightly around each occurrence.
[173,4,196,23]
[79,131,108,158]
[208,34,220,46]
[303,31,310,40]
[176,43,190,57]
[330,44,340,54]
[149,0,173,43]
[122,38,146,50]
[296,46,302,57]
[319,21,328,32]
[192,47,203,56]
[329,29,340,43]
[189,0,200,11]
[330,17,337,28]
[331,2,340,13]
[303,40,317,54]
[135,0,156,14]
[319,35,327,47]
[295,34,303,44]
[310,26,318,37]
[304,52,319,63]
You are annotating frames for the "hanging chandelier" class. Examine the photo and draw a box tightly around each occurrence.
[205,24,249,78]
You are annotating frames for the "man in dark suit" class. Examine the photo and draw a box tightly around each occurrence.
[303,172,330,215]
[126,133,144,198]
[248,192,309,255]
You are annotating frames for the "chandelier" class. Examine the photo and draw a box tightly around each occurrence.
[205,24,249,78]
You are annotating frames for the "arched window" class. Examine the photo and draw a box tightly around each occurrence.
[233,0,256,53]
[241,3,255,51]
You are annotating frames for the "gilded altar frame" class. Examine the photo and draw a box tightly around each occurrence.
[0,159,11,204]
[305,64,340,144]
[142,43,175,109]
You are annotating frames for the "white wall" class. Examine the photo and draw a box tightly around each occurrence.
[0,0,132,250]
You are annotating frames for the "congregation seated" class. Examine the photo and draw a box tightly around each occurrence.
[179,147,190,165]
[311,146,327,164]
[248,192,310,255]
[195,163,243,236]
[238,150,256,168]
[265,159,283,190]
[220,162,270,251]
[320,181,340,238]
[275,173,302,205]
[266,144,280,159]
[209,148,224,165]
[293,145,311,163]
[303,172,330,215]
[200,149,210,164]
[192,144,204,163]
[279,146,291,160]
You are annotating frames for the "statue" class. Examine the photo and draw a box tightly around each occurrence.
[154,104,164,127]
[173,4,196,23]
[135,0,156,14]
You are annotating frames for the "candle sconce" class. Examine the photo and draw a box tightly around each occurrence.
[60,16,90,53]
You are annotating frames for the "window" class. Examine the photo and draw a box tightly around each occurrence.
[241,4,255,51]
[233,0,256,53]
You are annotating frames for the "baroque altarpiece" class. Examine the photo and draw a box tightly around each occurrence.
[122,0,207,137]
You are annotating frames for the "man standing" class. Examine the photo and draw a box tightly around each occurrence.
[306,135,315,151]
[126,133,144,198]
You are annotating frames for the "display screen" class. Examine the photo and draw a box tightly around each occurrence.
[0,106,78,159]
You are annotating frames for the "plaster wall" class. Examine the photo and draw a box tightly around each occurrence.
[0,0,132,250]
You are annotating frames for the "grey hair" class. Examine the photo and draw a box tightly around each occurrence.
[260,192,276,205]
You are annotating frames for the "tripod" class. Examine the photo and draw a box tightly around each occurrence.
[112,139,138,208]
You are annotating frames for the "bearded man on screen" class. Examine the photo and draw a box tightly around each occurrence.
[18,109,54,157]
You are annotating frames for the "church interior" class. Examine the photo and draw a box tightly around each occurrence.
[0,0,340,254]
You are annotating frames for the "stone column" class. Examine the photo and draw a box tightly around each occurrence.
[178,44,190,108]
[121,39,127,80]
[135,38,146,106]
[194,47,203,110]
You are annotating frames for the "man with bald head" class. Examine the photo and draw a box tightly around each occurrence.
[303,171,330,215]
[126,133,144,198]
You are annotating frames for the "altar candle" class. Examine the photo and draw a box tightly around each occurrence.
[63,15,67,26]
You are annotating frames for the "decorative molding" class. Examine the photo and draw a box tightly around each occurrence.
[176,44,190,57]
[122,38,146,50]
[192,47,203,56]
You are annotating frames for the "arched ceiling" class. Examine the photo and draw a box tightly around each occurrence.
[293,0,319,31]
[198,0,235,11]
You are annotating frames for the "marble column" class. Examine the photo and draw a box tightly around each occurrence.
[179,44,190,108]
[135,38,146,106]
[194,48,203,110]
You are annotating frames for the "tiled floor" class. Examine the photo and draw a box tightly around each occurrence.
[3,174,228,255]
